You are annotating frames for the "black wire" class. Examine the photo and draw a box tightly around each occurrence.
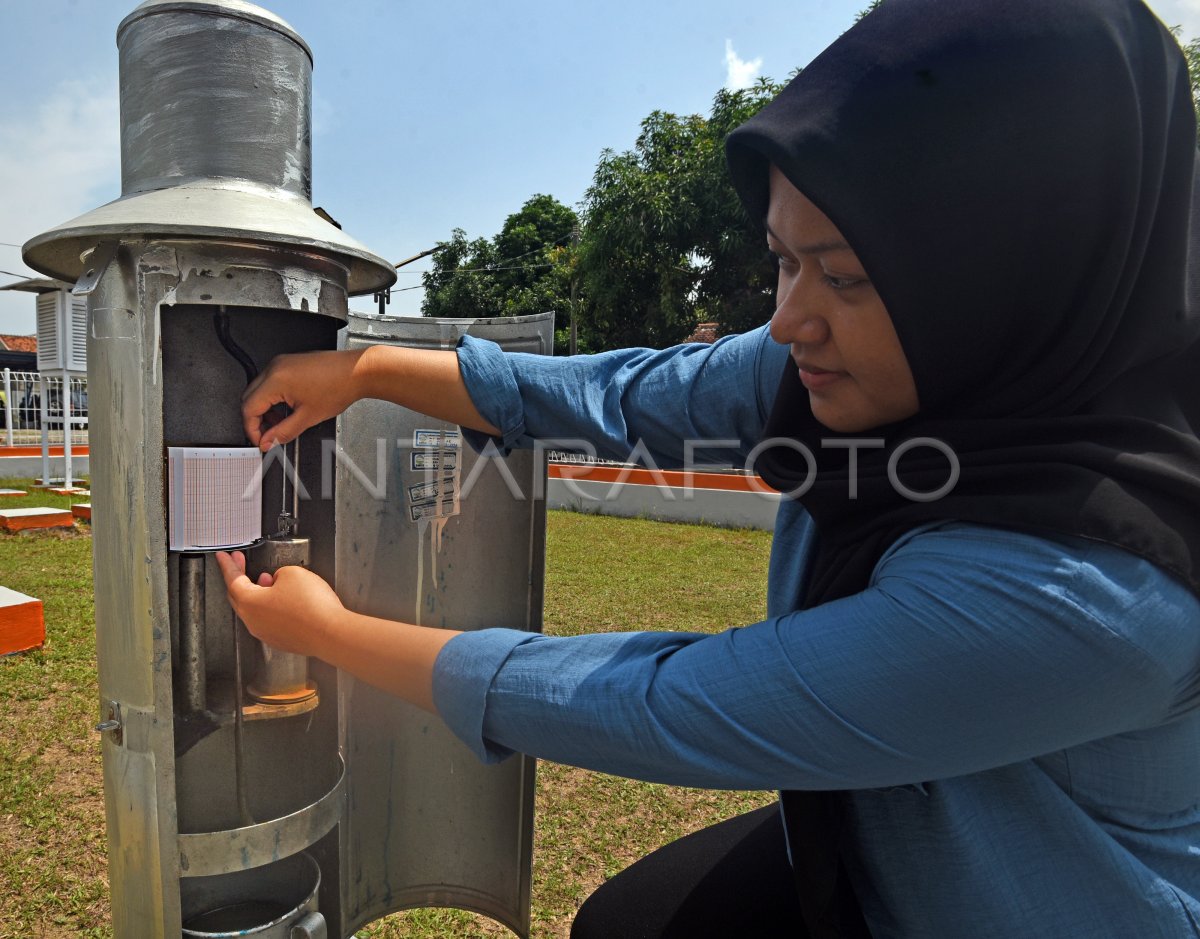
[396,232,573,276]
[213,312,258,385]
[396,262,556,275]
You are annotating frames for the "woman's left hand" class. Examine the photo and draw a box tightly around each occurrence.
[216,550,346,658]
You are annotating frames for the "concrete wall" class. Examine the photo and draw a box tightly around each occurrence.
[0,454,88,482]
[547,467,780,531]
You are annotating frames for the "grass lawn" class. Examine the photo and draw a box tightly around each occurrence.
[0,482,774,938]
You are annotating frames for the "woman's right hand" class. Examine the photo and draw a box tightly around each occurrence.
[242,348,368,450]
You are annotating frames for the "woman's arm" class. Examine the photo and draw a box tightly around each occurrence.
[458,324,787,468]
[432,525,1200,791]
[221,525,1200,792]
[241,344,500,451]
[241,325,786,466]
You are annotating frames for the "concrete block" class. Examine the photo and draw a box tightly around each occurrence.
[0,507,75,532]
[0,586,44,656]
[71,503,92,522]
[0,489,27,497]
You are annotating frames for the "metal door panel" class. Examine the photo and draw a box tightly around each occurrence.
[337,313,552,937]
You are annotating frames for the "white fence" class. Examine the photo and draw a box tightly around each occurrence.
[1,369,89,447]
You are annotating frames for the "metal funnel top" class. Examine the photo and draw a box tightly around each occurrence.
[23,0,395,296]
[117,0,312,61]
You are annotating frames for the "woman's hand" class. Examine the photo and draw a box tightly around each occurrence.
[216,550,346,658]
[242,344,500,450]
[216,549,460,713]
[242,348,368,451]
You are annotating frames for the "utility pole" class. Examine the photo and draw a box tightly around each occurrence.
[569,224,580,356]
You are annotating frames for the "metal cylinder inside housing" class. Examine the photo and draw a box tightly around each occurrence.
[245,537,317,704]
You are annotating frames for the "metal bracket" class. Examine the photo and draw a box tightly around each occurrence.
[373,285,391,317]
[72,242,119,297]
[95,699,123,746]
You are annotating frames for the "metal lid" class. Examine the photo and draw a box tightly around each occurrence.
[23,180,396,296]
[117,0,311,61]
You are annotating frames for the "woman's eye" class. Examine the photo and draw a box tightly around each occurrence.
[822,273,868,291]
[769,251,798,273]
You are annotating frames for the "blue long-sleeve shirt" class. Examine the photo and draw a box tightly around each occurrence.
[433,325,1200,938]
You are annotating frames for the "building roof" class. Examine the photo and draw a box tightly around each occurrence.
[0,335,37,353]
[0,277,70,294]
[685,322,719,344]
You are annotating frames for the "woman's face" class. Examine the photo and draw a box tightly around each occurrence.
[766,165,919,432]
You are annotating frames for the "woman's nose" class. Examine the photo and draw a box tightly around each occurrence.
[769,284,831,346]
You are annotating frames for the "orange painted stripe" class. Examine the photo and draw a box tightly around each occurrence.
[548,463,779,494]
[0,446,90,458]
[0,594,45,656]
[71,504,92,521]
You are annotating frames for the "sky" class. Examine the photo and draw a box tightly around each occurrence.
[1,0,1198,336]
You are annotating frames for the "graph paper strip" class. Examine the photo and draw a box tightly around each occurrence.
[168,448,263,551]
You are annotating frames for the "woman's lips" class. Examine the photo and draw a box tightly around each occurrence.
[798,366,845,391]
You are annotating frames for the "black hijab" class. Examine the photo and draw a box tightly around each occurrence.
[723,1,1200,934]
[727,0,1200,606]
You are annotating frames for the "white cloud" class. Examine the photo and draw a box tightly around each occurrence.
[0,79,120,334]
[724,39,763,92]
[312,90,337,138]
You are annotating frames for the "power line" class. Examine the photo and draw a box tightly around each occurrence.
[397,261,556,276]
[405,232,573,277]
[484,233,572,266]
[0,268,31,280]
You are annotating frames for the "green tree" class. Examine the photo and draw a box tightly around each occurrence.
[575,79,782,352]
[1167,26,1200,144]
[492,194,578,350]
[420,229,501,320]
[1185,34,1200,145]
[421,195,578,334]
[856,0,885,22]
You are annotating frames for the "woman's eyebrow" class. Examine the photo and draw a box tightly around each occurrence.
[765,223,852,256]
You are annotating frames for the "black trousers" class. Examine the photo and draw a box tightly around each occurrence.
[570,804,811,939]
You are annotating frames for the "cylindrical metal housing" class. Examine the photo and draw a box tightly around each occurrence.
[21,2,547,935]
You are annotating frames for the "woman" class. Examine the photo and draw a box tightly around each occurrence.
[219,0,1200,935]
